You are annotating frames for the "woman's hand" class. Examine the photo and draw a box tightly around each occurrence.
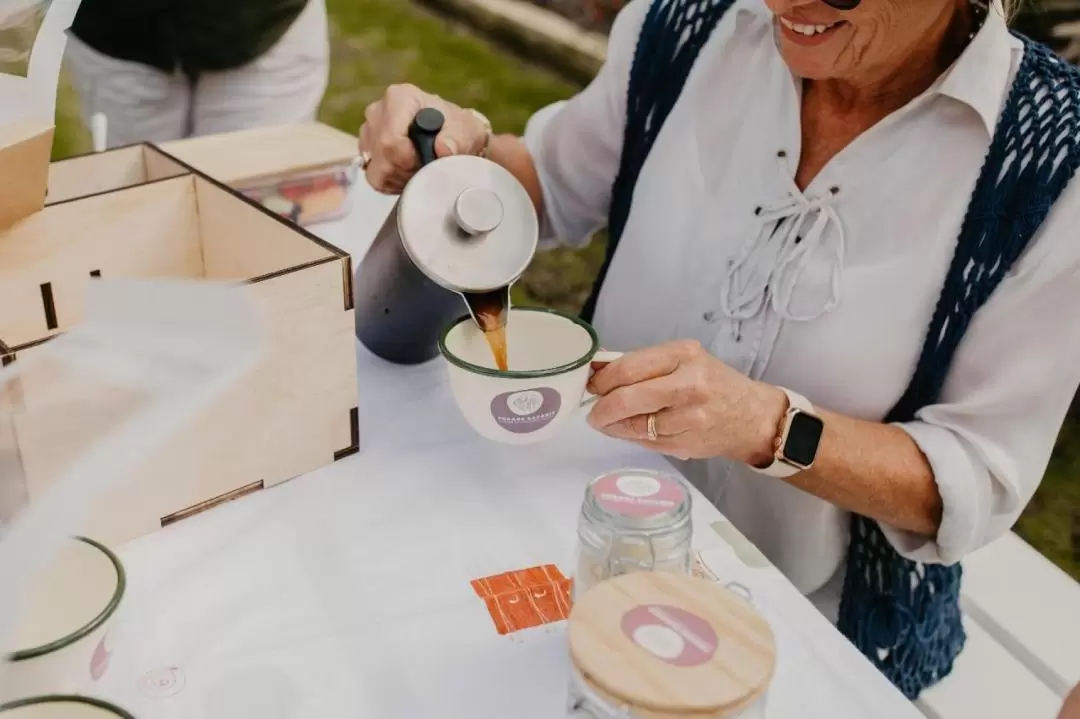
[586,340,786,464]
[358,84,490,194]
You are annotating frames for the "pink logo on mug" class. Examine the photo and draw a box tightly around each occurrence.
[621,604,718,667]
[491,387,561,433]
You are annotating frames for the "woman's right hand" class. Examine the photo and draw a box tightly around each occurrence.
[358,84,490,194]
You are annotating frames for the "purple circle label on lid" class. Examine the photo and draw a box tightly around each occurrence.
[593,472,685,517]
[491,387,562,433]
[621,604,718,667]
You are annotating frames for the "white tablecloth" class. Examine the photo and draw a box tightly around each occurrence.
[90,183,923,719]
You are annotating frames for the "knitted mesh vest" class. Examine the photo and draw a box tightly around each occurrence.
[584,0,1080,699]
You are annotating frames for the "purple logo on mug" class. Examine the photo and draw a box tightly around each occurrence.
[491,387,562,433]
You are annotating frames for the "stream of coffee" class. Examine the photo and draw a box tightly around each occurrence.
[463,288,510,372]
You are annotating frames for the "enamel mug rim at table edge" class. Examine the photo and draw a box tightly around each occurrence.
[437,306,622,444]
[2,537,126,701]
[0,694,135,718]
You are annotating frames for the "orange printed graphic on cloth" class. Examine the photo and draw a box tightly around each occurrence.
[470,565,574,635]
[481,578,574,635]
[470,564,565,598]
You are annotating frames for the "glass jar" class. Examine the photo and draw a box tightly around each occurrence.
[574,469,693,602]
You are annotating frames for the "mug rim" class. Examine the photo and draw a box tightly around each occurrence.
[8,536,126,662]
[0,694,136,718]
[438,306,599,379]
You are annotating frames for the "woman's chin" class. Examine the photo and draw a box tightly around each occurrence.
[775,24,849,79]
[778,45,846,80]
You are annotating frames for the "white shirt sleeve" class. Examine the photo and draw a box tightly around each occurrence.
[880,187,1080,565]
[522,0,650,249]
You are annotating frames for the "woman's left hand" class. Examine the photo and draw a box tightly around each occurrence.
[587,340,786,464]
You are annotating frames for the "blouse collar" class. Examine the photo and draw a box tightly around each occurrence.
[740,0,1020,135]
[936,1,1022,135]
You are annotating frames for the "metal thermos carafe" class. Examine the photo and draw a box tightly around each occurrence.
[354,108,538,364]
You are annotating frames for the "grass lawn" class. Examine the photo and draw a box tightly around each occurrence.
[51,0,1079,580]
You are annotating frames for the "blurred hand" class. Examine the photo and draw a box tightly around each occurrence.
[358,84,489,194]
[585,340,785,463]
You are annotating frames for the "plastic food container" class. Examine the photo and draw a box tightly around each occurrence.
[574,469,693,600]
[238,161,359,226]
[566,572,776,718]
[0,695,135,718]
[2,537,125,702]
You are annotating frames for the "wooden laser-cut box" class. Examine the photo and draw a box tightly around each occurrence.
[0,142,359,546]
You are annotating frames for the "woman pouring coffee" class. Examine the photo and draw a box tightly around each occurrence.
[357,0,1080,699]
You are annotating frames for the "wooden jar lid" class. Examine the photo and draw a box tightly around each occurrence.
[568,572,776,718]
[0,696,134,718]
[10,537,125,660]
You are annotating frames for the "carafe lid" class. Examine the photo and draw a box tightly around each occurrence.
[397,111,538,293]
[568,573,776,718]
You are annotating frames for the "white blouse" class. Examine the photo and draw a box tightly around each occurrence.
[523,0,1080,618]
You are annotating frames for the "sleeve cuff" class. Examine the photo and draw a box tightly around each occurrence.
[522,101,592,250]
[877,421,985,565]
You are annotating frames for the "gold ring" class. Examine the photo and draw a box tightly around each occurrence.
[647,414,658,442]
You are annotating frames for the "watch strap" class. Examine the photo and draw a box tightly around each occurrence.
[757,387,813,478]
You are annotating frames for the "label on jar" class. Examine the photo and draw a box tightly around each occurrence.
[490,388,561,433]
[621,604,718,667]
[593,471,685,518]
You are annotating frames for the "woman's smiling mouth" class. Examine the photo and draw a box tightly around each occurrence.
[778,16,846,44]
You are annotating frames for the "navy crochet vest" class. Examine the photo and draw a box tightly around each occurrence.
[584,0,1080,700]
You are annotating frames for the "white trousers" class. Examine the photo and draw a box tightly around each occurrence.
[64,0,330,148]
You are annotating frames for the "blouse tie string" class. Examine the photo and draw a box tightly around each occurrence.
[720,168,846,323]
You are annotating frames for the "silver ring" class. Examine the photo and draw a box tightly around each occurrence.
[646,413,658,442]
[359,150,372,170]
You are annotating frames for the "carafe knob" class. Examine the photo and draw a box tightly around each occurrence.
[454,187,504,236]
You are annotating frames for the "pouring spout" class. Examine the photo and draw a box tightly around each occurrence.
[460,285,511,332]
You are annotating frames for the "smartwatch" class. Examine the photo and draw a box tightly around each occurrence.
[757,387,824,477]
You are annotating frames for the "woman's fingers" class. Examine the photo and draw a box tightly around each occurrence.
[587,374,686,430]
[359,84,491,193]
[593,406,698,442]
[358,84,430,192]
[587,340,702,397]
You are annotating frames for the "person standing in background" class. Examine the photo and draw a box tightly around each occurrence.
[64,0,329,149]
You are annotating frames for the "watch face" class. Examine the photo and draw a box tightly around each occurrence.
[784,411,824,468]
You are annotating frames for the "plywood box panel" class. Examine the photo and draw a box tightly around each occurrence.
[0,121,53,230]
[0,177,204,347]
[0,144,358,545]
[195,176,336,280]
[46,144,188,205]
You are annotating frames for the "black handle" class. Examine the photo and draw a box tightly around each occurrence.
[408,108,444,168]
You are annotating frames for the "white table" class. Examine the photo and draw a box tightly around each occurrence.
[89,183,923,719]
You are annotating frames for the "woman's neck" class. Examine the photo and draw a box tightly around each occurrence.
[794,2,978,190]
[808,2,975,119]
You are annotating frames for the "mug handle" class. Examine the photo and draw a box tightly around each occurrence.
[580,351,624,408]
